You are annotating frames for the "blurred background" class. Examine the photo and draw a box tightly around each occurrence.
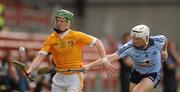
[0,0,180,92]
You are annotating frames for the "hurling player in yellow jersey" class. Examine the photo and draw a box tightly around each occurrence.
[27,9,115,92]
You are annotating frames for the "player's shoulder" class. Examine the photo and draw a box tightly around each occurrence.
[125,40,133,46]
[44,32,60,42]
[117,40,133,55]
[68,29,76,33]
[65,29,81,35]
[72,30,94,38]
[150,35,167,43]
[48,32,58,39]
[72,30,84,34]
[119,40,134,50]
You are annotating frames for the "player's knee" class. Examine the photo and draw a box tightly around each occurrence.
[132,89,141,92]
[132,87,145,92]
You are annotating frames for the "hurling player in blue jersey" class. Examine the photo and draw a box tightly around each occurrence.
[83,24,168,92]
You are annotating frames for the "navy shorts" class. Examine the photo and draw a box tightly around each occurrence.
[130,69,162,88]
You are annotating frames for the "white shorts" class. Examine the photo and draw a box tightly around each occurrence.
[52,72,84,92]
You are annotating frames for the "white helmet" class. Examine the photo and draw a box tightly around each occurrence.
[130,24,150,44]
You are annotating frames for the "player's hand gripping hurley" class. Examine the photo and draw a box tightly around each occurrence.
[12,60,33,81]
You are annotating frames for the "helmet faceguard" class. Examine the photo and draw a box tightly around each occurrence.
[53,9,74,33]
[130,25,150,45]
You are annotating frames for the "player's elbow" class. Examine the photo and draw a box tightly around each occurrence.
[95,39,105,49]
[161,51,168,62]
[95,39,102,46]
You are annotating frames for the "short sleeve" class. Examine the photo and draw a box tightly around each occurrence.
[75,31,97,46]
[153,35,167,50]
[154,35,167,44]
[116,40,133,58]
[39,38,51,55]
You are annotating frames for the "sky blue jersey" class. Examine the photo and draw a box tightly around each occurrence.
[116,35,167,74]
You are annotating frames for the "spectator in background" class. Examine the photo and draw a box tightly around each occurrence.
[107,35,118,52]
[163,41,180,92]
[0,50,9,92]
[118,33,134,92]
[0,3,5,31]
[1,50,19,91]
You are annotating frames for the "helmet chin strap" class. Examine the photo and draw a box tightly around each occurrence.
[53,28,69,34]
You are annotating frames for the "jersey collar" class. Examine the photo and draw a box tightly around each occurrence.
[58,29,70,39]
[134,38,154,50]
[149,38,154,46]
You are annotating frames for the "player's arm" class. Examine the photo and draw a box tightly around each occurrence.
[94,39,118,76]
[167,41,180,66]
[76,32,111,64]
[76,31,116,76]
[123,56,134,67]
[84,53,120,69]
[95,39,108,60]
[76,32,108,61]
[172,51,180,66]
[27,37,51,74]
[27,53,47,74]
[161,41,168,61]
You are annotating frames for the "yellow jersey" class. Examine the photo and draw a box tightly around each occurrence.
[40,29,96,71]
